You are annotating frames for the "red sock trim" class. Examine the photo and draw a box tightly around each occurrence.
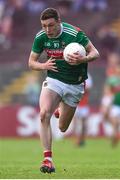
[44,151,52,158]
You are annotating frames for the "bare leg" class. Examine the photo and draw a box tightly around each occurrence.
[110,117,119,147]
[39,88,61,151]
[79,117,86,146]
[59,102,76,132]
[73,116,86,146]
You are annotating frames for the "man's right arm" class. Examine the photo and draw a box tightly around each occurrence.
[28,51,45,70]
[28,51,58,72]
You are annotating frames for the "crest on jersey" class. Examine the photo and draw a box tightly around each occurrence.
[61,41,66,48]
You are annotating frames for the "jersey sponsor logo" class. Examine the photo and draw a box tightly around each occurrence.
[45,49,64,59]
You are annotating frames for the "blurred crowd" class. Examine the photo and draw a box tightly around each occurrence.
[0,0,109,49]
[0,0,48,49]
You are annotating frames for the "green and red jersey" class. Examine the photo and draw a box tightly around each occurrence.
[32,22,90,84]
[106,76,120,106]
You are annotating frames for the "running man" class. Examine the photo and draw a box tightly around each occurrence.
[28,8,99,173]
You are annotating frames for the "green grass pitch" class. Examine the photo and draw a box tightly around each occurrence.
[0,138,120,179]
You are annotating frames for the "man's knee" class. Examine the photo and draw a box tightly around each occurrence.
[40,109,51,122]
[59,123,67,132]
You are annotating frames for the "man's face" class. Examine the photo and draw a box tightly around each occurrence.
[41,18,61,38]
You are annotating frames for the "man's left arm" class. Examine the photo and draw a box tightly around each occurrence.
[85,41,100,63]
[67,41,99,65]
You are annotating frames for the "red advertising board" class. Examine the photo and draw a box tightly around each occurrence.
[0,105,117,138]
[0,105,40,137]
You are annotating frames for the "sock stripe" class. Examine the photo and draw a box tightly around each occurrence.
[44,151,52,158]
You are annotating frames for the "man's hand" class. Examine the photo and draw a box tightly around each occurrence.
[29,52,58,71]
[43,57,58,72]
[66,53,87,65]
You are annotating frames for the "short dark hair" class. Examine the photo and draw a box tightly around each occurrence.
[40,8,60,21]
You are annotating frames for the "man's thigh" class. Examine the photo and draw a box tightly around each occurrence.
[59,102,76,129]
[40,84,61,114]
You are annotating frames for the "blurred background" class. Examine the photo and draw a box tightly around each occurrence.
[0,0,120,140]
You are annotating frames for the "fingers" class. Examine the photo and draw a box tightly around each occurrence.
[67,53,80,60]
[49,56,56,61]
[46,56,58,72]
[66,53,85,65]
[51,68,58,72]
[66,54,77,64]
[49,63,58,72]
[67,62,77,65]
[49,66,58,72]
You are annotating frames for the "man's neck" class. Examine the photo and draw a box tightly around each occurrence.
[54,23,63,38]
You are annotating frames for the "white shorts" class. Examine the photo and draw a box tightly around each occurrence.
[101,95,113,107]
[74,106,89,118]
[42,77,85,107]
[109,105,120,118]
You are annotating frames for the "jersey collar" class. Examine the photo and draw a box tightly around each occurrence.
[52,23,63,39]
